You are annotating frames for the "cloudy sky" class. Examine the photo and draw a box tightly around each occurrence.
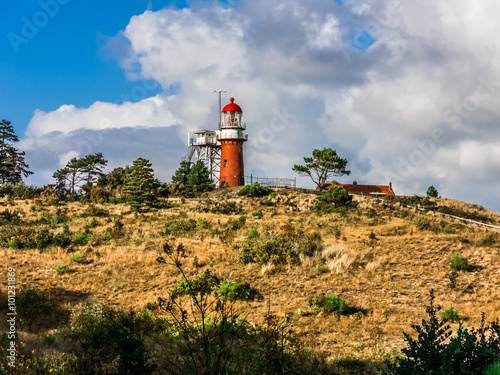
[2,0,500,212]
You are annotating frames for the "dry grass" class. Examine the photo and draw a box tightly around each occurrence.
[1,192,500,367]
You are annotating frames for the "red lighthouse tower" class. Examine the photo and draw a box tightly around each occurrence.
[217,97,248,187]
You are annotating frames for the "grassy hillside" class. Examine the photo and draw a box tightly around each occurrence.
[1,189,499,373]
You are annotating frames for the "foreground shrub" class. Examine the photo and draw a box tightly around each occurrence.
[388,290,500,375]
[449,253,469,271]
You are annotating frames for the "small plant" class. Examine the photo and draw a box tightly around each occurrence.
[54,263,68,275]
[368,231,376,239]
[484,361,500,375]
[316,264,326,273]
[216,280,252,301]
[8,238,21,249]
[308,293,359,317]
[441,306,460,322]
[449,253,469,271]
[70,253,86,264]
[248,228,260,238]
[443,224,456,234]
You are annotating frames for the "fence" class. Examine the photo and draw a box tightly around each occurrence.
[244,175,296,188]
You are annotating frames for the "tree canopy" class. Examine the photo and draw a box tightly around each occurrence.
[171,160,214,197]
[292,148,350,189]
[0,119,33,184]
[123,158,160,211]
[53,152,108,196]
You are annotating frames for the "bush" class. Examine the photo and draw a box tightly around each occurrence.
[388,290,500,375]
[54,263,68,275]
[314,186,358,213]
[72,231,93,246]
[443,224,456,234]
[308,293,359,317]
[217,280,252,301]
[248,228,260,238]
[8,238,21,249]
[70,253,86,264]
[449,253,469,271]
[427,185,439,198]
[238,225,323,265]
[441,306,460,322]
[484,361,500,375]
[237,182,269,197]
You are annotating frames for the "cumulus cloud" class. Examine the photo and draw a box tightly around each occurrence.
[22,0,500,211]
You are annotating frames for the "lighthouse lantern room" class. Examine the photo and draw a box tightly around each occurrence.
[216,97,248,187]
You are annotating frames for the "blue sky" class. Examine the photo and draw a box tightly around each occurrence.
[1,0,500,212]
[0,1,186,135]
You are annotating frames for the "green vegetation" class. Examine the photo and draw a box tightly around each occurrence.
[426,185,439,198]
[54,263,69,275]
[308,293,360,317]
[314,186,358,213]
[0,119,33,184]
[237,182,269,197]
[237,223,323,265]
[124,157,160,211]
[443,224,456,234]
[441,306,460,322]
[449,253,469,271]
[171,160,214,197]
[292,147,350,189]
[70,252,86,264]
[388,290,500,375]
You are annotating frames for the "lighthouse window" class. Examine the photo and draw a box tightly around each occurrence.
[224,160,227,167]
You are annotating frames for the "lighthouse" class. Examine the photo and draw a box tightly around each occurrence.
[216,97,248,187]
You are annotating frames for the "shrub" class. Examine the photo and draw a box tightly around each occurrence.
[388,290,500,375]
[308,293,359,317]
[8,238,21,249]
[443,224,456,234]
[369,231,376,239]
[441,306,460,322]
[70,253,86,264]
[316,264,326,273]
[237,182,269,197]
[54,263,68,275]
[217,280,252,301]
[72,231,92,246]
[314,186,358,213]
[449,253,469,271]
[248,228,260,238]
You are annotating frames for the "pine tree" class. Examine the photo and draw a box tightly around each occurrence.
[80,152,108,196]
[0,119,33,183]
[171,160,213,197]
[53,157,86,196]
[124,158,159,211]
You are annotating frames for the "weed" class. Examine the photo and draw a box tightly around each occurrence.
[443,224,456,234]
[252,210,263,219]
[248,228,260,238]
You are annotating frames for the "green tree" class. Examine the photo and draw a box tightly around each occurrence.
[171,160,213,197]
[80,152,108,195]
[292,147,350,189]
[97,166,130,197]
[124,158,159,211]
[427,185,439,198]
[53,157,86,196]
[0,119,33,183]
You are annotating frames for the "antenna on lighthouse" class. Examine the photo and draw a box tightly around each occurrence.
[214,89,226,130]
